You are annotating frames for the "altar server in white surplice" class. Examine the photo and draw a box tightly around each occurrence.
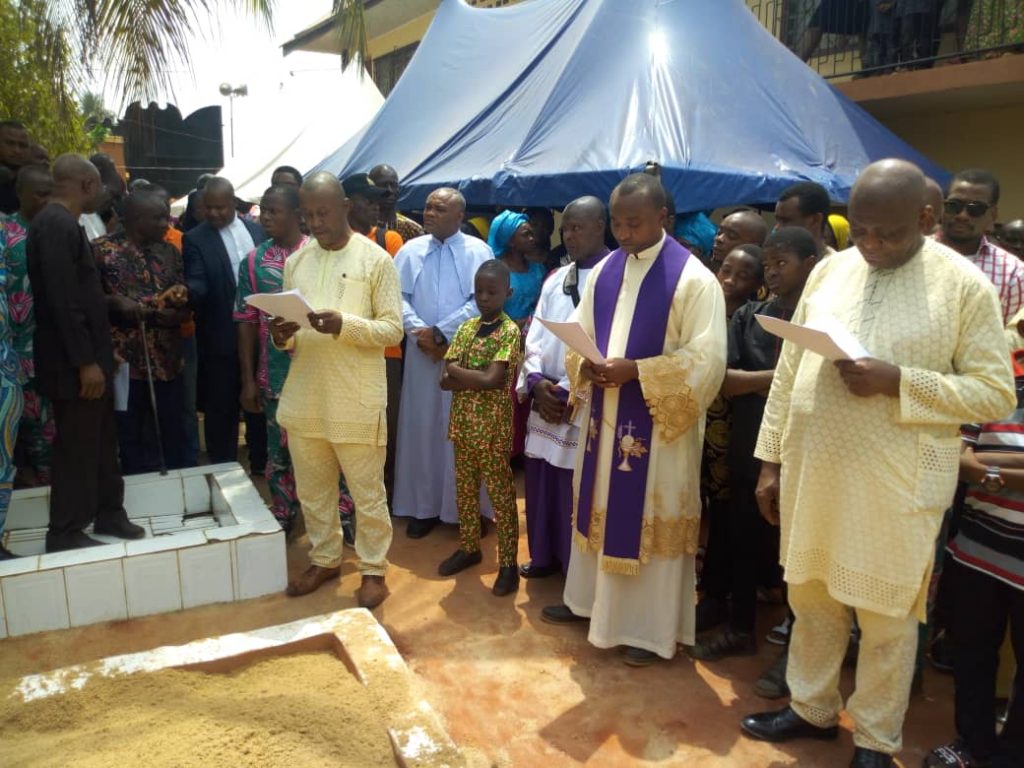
[515,196,609,579]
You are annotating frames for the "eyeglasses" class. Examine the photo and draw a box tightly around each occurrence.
[944,199,992,218]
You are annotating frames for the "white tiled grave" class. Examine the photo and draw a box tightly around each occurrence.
[0,463,286,638]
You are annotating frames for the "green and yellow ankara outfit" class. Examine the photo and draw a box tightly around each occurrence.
[446,314,522,565]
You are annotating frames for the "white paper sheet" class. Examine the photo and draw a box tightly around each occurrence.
[113,362,130,412]
[536,318,607,365]
[755,314,871,362]
[244,289,316,328]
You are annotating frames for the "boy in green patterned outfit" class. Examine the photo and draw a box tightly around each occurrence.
[438,259,522,596]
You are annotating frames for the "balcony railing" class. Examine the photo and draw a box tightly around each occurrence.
[748,0,1024,79]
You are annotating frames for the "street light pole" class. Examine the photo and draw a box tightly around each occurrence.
[218,83,248,158]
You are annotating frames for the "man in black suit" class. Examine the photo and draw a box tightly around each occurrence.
[27,154,145,552]
[183,177,266,465]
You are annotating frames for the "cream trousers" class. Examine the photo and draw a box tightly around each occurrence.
[289,435,392,576]
[787,579,919,755]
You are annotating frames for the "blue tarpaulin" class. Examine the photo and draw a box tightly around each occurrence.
[313,0,948,211]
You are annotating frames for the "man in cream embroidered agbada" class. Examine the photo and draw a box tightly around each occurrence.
[540,173,727,667]
[741,160,1016,768]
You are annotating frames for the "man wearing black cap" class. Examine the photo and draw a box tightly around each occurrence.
[343,172,405,508]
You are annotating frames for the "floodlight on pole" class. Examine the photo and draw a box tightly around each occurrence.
[219,82,248,158]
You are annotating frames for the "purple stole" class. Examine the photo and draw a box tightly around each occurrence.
[575,237,690,575]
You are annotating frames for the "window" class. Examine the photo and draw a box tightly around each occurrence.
[372,42,419,96]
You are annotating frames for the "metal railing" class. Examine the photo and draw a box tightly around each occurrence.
[748,0,1023,79]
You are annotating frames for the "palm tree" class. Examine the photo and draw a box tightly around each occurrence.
[80,92,114,127]
[36,1,368,107]
[40,1,275,103]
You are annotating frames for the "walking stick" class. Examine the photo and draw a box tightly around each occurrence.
[139,316,168,475]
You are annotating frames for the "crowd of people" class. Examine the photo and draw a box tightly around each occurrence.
[1,114,1023,767]
[799,0,1023,71]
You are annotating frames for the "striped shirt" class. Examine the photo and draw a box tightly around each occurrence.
[948,375,1024,591]
[953,236,1024,325]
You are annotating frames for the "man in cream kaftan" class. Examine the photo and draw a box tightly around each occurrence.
[742,161,1015,763]
[271,174,402,608]
[561,223,726,661]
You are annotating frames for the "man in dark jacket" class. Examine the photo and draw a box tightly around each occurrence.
[27,154,144,551]
[183,177,266,464]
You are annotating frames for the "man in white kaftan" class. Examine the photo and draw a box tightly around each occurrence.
[392,188,493,538]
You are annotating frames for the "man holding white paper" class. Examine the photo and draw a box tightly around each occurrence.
[269,174,402,608]
[541,173,726,667]
[515,196,609,578]
[741,160,1016,768]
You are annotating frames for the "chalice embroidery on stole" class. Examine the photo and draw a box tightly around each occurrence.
[616,420,647,472]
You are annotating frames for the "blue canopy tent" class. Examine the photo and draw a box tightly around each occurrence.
[314,0,947,211]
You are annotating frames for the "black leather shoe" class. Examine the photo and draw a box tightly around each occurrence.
[623,647,661,667]
[0,544,18,560]
[850,747,892,767]
[740,706,839,743]
[46,531,105,553]
[492,566,520,596]
[519,561,559,579]
[94,514,146,540]
[407,517,439,539]
[437,548,482,576]
[541,604,587,624]
[688,629,756,661]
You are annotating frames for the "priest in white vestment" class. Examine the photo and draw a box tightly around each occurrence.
[542,174,727,667]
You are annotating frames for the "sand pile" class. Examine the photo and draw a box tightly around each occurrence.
[1,652,404,767]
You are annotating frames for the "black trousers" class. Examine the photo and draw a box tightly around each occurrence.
[701,497,731,600]
[200,353,241,464]
[726,480,779,633]
[244,410,267,473]
[948,558,1024,766]
[898,11,939,67]
[50,395,124,538]
[116,376,187,474]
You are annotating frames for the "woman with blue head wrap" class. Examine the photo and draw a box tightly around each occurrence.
[487,209,546,322]
[674,212,717,260]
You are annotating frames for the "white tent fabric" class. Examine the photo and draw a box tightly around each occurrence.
[217,53,384,202]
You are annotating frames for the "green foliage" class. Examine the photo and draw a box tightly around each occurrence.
[333,0,370,70]
[0,0,89,155]
[76,0,275,104]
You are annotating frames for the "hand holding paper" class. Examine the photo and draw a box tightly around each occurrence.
[536,318,606,364]
[245,289,316,328]
[755,314,870,361]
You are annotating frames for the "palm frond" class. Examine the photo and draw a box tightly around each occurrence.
[333,0,369,72]
[46,0,276,105]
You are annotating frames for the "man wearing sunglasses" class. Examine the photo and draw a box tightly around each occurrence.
[939,169,1023,325]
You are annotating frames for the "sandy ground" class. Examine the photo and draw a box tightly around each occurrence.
[0,471,953,767]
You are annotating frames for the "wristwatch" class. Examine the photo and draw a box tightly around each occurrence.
[431,326,447,347]
[981,465,1005,493]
